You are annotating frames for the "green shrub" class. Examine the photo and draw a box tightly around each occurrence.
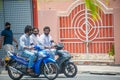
[108,45,115,56]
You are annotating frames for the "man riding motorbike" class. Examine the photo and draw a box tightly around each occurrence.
[18,25,35,74]
[39,26,56,59]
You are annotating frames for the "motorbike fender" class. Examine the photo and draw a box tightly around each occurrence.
[34,59,43,74]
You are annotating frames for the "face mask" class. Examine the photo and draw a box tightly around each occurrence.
[29,32,32,36]
[28,31,32,36]
[6,27,10,30]
[34,33,38,36]
[45,33,49,36]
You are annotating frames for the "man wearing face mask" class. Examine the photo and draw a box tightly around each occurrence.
[0,22,18,54]
[30,28,42,46]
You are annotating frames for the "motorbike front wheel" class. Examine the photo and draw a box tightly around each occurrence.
[7,61,23,80]
[64,62,77,77]
[43,62,59,80]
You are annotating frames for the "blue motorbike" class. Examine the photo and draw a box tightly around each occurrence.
[6,45,59,80]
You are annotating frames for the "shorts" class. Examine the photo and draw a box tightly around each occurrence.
[4,44,14,54]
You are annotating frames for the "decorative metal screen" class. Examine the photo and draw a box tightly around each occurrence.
[59,3,114,54]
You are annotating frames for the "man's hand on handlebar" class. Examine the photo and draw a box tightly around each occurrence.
[44,46,55,49]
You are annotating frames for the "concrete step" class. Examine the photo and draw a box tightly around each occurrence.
[73,60,114,65]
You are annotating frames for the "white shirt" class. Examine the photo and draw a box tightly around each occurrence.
[18,34,31,51]
[30,34,41,46]
[39,33,52,47]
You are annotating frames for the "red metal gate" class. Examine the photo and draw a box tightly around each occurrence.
[59,3,114,55]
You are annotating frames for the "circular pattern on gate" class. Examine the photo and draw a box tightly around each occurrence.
[71,10,102,42]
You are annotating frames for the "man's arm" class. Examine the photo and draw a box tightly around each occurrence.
[39,34,54,49]
[0,36,4,49]
[30,35,34,45]
[19,36,33,50]
[39,35,44,45]
[0,30,5,49]
[49,36,55,48]
[13,37,18,44]
[13,37,18,48]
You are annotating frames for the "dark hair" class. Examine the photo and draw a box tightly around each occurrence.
[43,26,50,31]
[5,22,11,26]
[33,28,39,32]
[24,25,32,33]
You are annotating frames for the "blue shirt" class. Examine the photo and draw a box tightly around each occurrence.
[1,29,13,45]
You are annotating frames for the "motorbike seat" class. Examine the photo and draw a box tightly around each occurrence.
[17,55,29,61]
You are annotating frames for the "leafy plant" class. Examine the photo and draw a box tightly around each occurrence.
[85,0,109,21]
[85,0,98,20]
[108,45,115,56]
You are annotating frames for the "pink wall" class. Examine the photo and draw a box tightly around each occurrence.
[99,0,120,64]
[111,0,120,64]
[38,10,59,42]
[38,0,75,42]
[38,0,74,11]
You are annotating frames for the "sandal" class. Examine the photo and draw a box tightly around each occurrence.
[27,68,34,75]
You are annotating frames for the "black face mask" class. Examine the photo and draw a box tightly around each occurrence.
[28,32,32,36]
[44,33,49,36]
[6,27,10,30]
[34,33,38,36]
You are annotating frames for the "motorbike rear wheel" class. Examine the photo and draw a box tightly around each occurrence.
[7,61,23,80]
[43,62,59,80]
[64,62,77,77]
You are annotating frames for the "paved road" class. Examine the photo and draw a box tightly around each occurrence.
[0,73,120,80]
